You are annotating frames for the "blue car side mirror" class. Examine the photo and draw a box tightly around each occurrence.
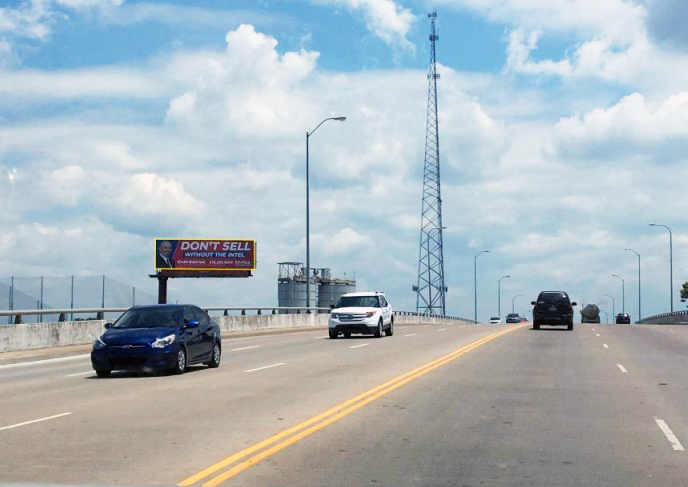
[184,319,199,328]
[104,322,113,329]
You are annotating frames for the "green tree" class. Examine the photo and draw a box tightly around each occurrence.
[681,281,688,303]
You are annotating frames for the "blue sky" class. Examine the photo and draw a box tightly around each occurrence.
[1,0,688,321]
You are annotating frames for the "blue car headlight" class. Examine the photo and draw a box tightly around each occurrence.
[152,333,176,349]
[93,337,107,350]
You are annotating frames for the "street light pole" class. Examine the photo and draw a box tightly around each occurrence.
[498,275,510,318]
[306,116,346,312]
[649,223,673,312]
[605,294,615,319]
[625,248,641,321]
[474,250,489,323]
[612,274,625,314]
[512,294,523,314]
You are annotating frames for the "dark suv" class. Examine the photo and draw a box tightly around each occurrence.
[531,291,577,330]
[615,313,631,324]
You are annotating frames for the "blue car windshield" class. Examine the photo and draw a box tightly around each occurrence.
[113,308,182,329]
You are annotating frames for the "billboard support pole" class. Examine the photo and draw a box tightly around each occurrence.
[157,275,168,304]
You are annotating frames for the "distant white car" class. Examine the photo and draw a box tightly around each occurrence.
[489,316,502,324]
[328,291,393,338]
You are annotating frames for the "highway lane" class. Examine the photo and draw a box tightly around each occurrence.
[1,323,687,486]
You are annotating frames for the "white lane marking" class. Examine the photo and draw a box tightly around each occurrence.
[591,328,596,332]
[315,336,329,339]
[0,354,90,370]
[655,419,685,451]
[437,328,446,332]
[596,333,601,337]
[244,363,285,373]
[603,344,609,349]
[0,412,72,432]
[349,343,370,349]
[617,364,628,373]
[66,371,93,377]
[404,334,417,337]
[231,345,261,352]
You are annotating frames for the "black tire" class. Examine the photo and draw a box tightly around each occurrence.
[374,320,382,338]
[533,322,541,330]
[343,332,351,338]
[206,342,221,368]
[329,330,338,339]
[95,369,111,378]
[567,321,574,331]
[385,319,394,336]
[172,347,187,375]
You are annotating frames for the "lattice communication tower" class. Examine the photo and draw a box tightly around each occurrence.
[414,12,446,315]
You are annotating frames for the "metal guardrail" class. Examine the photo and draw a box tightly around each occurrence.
[0,307,334,324]
[0,307,474,324]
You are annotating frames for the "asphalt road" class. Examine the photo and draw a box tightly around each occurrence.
[1,323,687,486]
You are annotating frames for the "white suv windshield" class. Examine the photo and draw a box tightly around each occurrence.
[336,296,380,308]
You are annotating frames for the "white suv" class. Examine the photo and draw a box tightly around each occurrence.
[328,291,393,339]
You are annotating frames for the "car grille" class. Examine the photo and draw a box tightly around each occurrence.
[110,356,149,368]
[337,313,368,323]
[111,344,147,349]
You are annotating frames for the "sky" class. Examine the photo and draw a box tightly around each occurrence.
[1,0,687,322]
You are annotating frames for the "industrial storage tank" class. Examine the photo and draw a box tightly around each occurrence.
[318,270,356,310]
[277,263,354,313]
[277,262,319,314]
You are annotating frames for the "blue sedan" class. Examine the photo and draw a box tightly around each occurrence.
[91,304,222,377]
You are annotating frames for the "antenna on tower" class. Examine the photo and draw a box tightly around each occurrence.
[414,11,447,315]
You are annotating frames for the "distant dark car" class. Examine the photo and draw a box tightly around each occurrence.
[531,291,577,330]
[91,304,221,377]
[506,313,520,323]
[615,313,631,324]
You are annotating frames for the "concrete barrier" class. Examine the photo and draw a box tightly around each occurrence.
[637,310,688,325]
[0,312,473,353]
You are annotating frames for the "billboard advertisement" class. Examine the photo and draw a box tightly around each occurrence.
[155,239,256,271]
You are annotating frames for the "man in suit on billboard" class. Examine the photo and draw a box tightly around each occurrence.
[156,240,175,268]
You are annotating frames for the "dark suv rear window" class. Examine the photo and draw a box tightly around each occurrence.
[538,293,570,305]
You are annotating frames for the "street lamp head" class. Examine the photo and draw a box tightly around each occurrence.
[333,116,346,121]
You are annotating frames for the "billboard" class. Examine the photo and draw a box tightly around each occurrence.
[155,239,256,271]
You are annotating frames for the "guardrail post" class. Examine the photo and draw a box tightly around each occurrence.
[257,308,262,315]
[58,313,66,322]
[96,311,104,320]
[241,309,246,315]
[272,309,276,314]
[14,314,22,324]
[224,309,228,316]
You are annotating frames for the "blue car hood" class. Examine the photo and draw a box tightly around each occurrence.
[102,327,178,345]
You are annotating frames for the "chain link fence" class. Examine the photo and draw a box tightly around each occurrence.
[0,276,157,324]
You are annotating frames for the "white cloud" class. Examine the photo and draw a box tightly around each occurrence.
[440,0,644,38]
[0,67,169,99]
[317,0,415,50]
[312,228,374,258]
[552,92,688,162]
[505,29,571,76]
[166,24,320,138]
[97,172,205,233]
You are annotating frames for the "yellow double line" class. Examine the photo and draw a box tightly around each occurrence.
[179,325,524,487]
